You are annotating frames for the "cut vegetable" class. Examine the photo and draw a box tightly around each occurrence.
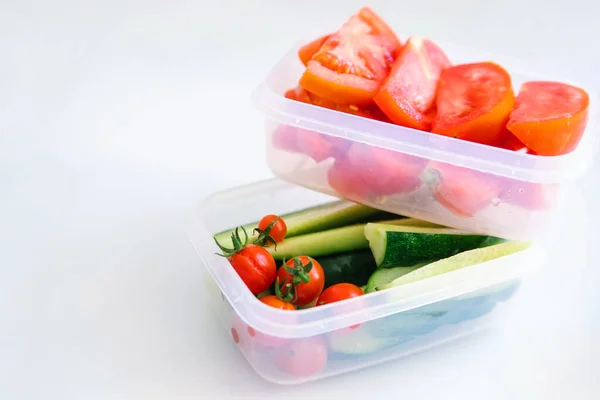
[213,201,388,249]
[364,264,424,293]
[269,218,442,260]
[364,223,504,268]
[507,81,589,156]
[319,250,378,289]
[328,326,402,355]
[382,241,532,289]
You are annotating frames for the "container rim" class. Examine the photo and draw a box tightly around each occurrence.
[188,179,546,339]
[251,38,599,184]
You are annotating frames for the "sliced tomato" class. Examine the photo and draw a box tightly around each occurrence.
[299,7,402,106]
[499,181,558,211]
[432,62,515,146]
[298,34,331,66]
[507,81,589,156]
[374,37,451,130]
[423,162,503,217]
[499,131,534,153]
[347,143,426,196]
[327,157,372,201]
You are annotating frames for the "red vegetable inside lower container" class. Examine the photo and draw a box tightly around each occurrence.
[214,227,277,295]
[275,336,328,377]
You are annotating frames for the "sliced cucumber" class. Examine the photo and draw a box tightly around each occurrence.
[214,201,396,249]
[382,241,532,289]
[319,250,378,289]
[268,218,428,260]
[364,223,504,268]
[364,264,425,293]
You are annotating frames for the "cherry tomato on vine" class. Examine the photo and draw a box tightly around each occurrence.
[276,256,325,307]
[214,227,276,295]
[317,283,364,306]
[254,214,288,246]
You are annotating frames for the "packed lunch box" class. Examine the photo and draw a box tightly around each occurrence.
[188,179,545,385]
[253,37,598,240]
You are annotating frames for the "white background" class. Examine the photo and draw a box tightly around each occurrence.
[1,0,599,398]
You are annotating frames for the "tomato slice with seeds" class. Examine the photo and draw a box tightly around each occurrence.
[432,62,515,146]
[299,7,402,106]
[298,34,331,66]
[507,81,589,156]
[374,37,451,131]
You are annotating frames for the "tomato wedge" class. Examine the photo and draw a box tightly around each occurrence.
[432,62,515,146]
[499,131,535,154]
[327,157,371,201]
[506,81,589,156]
[298,34,331,66]
[374,37,451,131]
[347,143,426,196]
[423,162,503,217]
[299,7,402,106]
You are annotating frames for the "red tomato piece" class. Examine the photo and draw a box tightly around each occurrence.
[327,157,372,201]
[499,131,535,153]
[256,214,288,245]
[271,124,301,153]
[299,7,402,106]
[347,143,427,196]
[374,37,451,131]
[259,295,295,311]
[317,283,363,306]
[423,162,503,217]
[499,181,558,211]
[298,34,331,66]
[432,62,515,146]
[507,81,590,156]
[275,336,328,377]
[277,256,325,306]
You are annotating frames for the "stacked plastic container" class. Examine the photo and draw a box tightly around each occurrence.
[189,34,597,384]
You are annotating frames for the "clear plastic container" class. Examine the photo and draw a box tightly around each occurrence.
[252,40,599,240]
[188,179,546,385]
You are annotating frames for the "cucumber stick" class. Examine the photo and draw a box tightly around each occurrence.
[268,218,438,260]
[364,223,504,268]
[213,201,394,249]
[382,241,532,289]
[364,264,426,293]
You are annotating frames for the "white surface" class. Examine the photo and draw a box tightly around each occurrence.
[1,0,599,398]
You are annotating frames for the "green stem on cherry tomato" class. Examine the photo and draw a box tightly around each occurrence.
[253,217,281,249]
[214,226,249,257]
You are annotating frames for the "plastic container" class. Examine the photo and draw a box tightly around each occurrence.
[188,179,545,385]
[253,40,599,240]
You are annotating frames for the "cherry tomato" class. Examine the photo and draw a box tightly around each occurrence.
[507,81,589,156]
[327,157,372,201]
[228,244,276,294]
[432,62,515,146]
[299,7,402,106]
[259,295,295,311]
[256,214,288,245]
[374,36,451,131]
[277,256,325,306]
[317,283,364,306]
[423,162,503,217]
[298,34,331,66]
[275,336,328,377]
[347,143,427,196]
